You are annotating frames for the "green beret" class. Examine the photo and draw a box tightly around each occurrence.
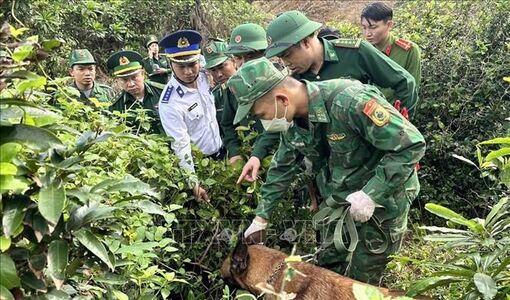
[106,50,143,77]
[69,49,95,67]
[226,23,268,55]
[265,10,322,58]
[203,40,230,69]
[227,57,285,124]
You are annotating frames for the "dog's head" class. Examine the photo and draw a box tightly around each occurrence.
[220,239,250,290]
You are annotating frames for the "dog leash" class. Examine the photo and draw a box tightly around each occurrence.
[266,260,286,287]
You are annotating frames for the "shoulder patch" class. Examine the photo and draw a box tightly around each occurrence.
[395,38,412,51]
[176,86,185,98]
[160,86,173,104]
[334,38,361,49]
[363,99,390,127]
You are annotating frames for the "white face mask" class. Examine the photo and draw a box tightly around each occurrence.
[260,99,293,132]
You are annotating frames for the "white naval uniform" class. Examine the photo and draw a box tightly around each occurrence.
[158,72,222,173]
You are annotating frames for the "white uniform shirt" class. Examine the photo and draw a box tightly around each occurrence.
[159,72,222,173]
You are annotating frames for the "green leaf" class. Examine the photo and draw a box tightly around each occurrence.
[168,204,183,212]
[0,163,17,175]
[21,271,46,292]
[485,148,510,162]
[406,276,461,297]
[2,196,27,237]
[419,226,470,234]
[11,44,34,62]
[74,229,114,270]
[452,154,479,168]
[47,240,69,289]
[66,204,116,232]
[0,285,14,300]
[0,143,22,162]
[486,197,509,227]
[0,254,21,289]
[8,25,29,38]
[116,242,159,255]
[0,175,30,193]
[113,290,129,300]
[474,273,497,300]
[126,200,165,215]
[38,183,66,225]
[479,137,510,145]
[425,203,484,233]
[0,125,63,151]
[0,236,11,252]
[46,289,71,299]
[352,282,385,300]
[41,39,62,51]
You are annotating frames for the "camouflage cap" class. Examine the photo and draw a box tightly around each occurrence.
[265,10,322,58]
[69,49,95,67]
[227,57,285,124]
[203,40,230,69]
[106,50,144,77]
[226,23,268,55]
[145,35,159,48]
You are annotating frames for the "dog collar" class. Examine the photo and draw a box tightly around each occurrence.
[266,260,286,287]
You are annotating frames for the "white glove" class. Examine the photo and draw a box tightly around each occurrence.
[345,191,382,223]
[244,217,268,242]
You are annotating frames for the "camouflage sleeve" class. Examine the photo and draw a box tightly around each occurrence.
[256,135,303,220]
[220,89,242,158]
[250,129,280,159]
[358,41,418,113]
[339,86,425,208]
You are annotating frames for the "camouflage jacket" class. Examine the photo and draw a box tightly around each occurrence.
[71,81,114,106]
[256,79,426,220]
[217,83,280,159]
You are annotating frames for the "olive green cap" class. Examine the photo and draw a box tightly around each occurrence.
[226,23,268,55]
[106,50,144,77]
[145,35,159,48]
[227,57,285,124]
[203,40,230,69]
[265,10,322,58]
[68,49,95,67]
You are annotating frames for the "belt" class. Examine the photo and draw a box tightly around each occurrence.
[205,146,226,160]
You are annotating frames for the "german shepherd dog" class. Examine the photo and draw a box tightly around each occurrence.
[221,242,432,300]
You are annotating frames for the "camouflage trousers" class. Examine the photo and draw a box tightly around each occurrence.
[315,209,409,285]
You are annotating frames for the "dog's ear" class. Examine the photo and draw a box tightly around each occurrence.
[230,239,249,275]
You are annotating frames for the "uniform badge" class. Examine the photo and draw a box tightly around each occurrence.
[234,35,242,43]
[177,37,190,48]
[119,56,130,65]
[206,46,213,54]
[327,133,346,141]
[176,86,185,98]
[363,99,390,127]
[161,86,173,104]
[188,103,198,111]
[77,49,86,58]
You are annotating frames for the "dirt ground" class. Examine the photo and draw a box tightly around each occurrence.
[252,0,396,25]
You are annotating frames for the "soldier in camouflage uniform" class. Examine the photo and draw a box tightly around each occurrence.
[361,2,421,107]
[107,50,165,134]
[68,49,114,106]
[211,25,280,169]
[229,58,425,284]
[265,10,418,114]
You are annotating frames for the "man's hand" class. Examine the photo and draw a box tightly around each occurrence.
[228,155,243,165]
[244,216,268,244]
[345,190,382,223]
[192,185,210,202]
[237,156,261,184]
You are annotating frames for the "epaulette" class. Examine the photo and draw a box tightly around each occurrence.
[146,80,166,90]
[110,92,124,106]
[160,86,173,104]
[333,38,362,49]
[395,38,412,51]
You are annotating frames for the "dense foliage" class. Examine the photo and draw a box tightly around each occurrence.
[0,0,508,299]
